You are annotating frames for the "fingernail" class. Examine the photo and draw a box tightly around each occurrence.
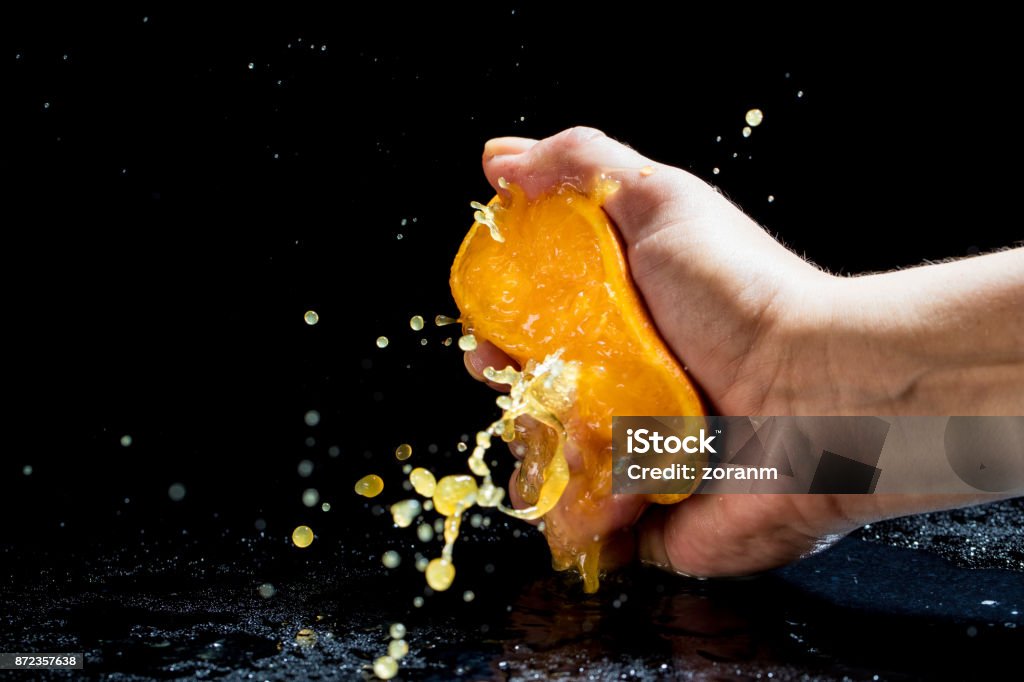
[484,136,537,158]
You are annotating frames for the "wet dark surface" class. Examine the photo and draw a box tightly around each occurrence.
[3,500,1022,680]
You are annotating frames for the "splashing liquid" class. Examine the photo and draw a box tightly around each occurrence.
[359,176,703,678]
[449,177,703,594]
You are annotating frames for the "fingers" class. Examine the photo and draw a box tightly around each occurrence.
[482,127,712,245]
[483,136,537,160]
[463,340,518,392]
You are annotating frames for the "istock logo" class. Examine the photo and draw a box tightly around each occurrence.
[625,428,717,455]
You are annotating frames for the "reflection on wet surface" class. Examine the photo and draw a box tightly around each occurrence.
[1,501,1022,680]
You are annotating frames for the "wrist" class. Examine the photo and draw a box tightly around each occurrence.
[768,272,924,416]
[774,255,1024,416]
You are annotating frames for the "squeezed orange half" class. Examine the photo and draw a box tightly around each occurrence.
[450,180,704,591]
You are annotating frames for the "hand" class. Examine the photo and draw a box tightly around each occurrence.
[465,128,1024,577]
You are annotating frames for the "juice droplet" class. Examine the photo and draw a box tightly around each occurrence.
[497,176,510,189]
[463,590,475,602]
[395,443,413,460]
[712,167,720,175]
[412,596,424,608]
[476,479,504,507]
[470,200,504,243]
[742,126,752,138]
[291,525,314,548]
[389,622,406,639]
[442,337,453,347]
[390,499,422,528]
[304,310,319,326]
[456,442,467,452]
[745,108,764,127]
[376,336,389,348]
[373,655,399,680]
[639,165,655,177]
[416,523,434,542]
[409,315,424,331]
[435,314,459,327]
[409,468,436,497]
[355,474,384,498]
[458,334,478,352]
[768,195,775,203]
[433,475,478,516]
[388,638,409,660]
[382,550,401,568]
[295,628,317,647]
[425,557,455,591]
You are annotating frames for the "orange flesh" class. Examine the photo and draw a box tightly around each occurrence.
[450,182,703,591]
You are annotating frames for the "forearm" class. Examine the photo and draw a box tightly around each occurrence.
[778,249,1024,524]
[783,248,1024,417]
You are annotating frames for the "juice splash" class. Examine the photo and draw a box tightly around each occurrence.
[450,179,704,592]
[358,177,703,678]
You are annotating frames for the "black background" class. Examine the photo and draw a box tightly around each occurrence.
[5,8,1020,555]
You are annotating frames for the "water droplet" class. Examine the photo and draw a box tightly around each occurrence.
[456,442,467,452]
[302,488,320,507]
[395,443,413,460]
[376,336,389,348]
[712,167,720,175]
[409,315,424,331]
[742,126,752,138]
[458,334,477,351]
[22,465,32,476]
[304,409,320,426]
[257,583,276,598]
[291,525,314,548]
[168,483,186,502]
[321,502,331,512]
[413,596,424,608]
[248,62,254,70]
[389,622,406,639]
[768,195,775,203]
[463,590,475,602]
[435,314,458,327]
[304,310,319,325]
[745,108,764,127]
[297,459,314,477]
[417,523,434,542]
